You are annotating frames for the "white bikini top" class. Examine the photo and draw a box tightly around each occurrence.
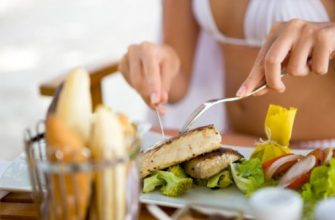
[193,0,330,47]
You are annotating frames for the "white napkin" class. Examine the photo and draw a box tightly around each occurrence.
[0,160,11,199]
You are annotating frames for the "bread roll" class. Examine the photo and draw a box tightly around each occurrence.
[89,106,126,220]
[56,67,92,143]
[46,114,91,220]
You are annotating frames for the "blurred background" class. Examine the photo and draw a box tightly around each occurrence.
[0,0,161,160]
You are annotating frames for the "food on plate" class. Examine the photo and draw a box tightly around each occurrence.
[323,147,334,165]
[262,154,303,180]
[143,165,193,197]
[141,125,247,196]
[301,159,335,218]
[184,148,243,179]
[251,105,296,162]
[140,103,335,219]
[230,158,266,195]
[279,155,317,189]
[46,115,91,220]
[140,125,222,178]
[55,67,92,143]
[206,170,233,189]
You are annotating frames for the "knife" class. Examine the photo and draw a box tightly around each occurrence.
[155,107,165,138]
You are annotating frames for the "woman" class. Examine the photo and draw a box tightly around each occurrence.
[119,0,335,147]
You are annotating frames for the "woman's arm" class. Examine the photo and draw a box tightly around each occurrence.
[162,0,199,103]
[119,0,199,113]
[236,20,335,97]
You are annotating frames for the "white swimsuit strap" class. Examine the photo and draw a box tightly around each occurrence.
[193,0,330,48]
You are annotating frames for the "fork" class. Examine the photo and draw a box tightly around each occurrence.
[179,73,286,133]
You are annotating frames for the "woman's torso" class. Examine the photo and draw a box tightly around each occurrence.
[193,0,335,141]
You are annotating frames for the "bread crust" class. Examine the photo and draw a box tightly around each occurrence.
[140,125,222,178]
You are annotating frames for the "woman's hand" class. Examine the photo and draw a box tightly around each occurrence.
[237,20,335,97]
[119,42,180,114]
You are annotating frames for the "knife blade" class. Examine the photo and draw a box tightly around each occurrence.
[155,107,165,138]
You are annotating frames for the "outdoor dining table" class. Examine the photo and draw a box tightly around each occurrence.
[0,128,264,220]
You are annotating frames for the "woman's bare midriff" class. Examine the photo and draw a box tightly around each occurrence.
[222,45,335,141]
[208,0,335,141]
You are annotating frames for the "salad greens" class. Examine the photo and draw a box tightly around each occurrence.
[301,159,335,219]
[230,158,265,196]
[207,170,233,189]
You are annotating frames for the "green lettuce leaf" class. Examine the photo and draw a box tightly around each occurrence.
[301,159,335,219]
[230,158,265,195]
[207,170,233,189]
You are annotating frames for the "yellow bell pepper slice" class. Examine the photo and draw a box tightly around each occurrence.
[265,104,297,146]
[251,141,291,163]
[251,104,297,162]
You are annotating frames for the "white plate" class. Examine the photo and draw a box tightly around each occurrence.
[0,131,310,217]
[140,133,309,218]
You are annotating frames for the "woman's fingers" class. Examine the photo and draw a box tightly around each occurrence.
[238,20,335,97]
[311,30,332,75]
[263,26,300,92]
[119,42,181,112]
[286,43,311,77]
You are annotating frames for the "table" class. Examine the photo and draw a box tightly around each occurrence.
[0,129,258,219]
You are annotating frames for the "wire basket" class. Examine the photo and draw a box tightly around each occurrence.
[24,121,140,220]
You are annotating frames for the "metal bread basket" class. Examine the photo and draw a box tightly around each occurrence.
[24,121,140,220]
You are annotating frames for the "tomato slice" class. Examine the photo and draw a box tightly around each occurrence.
[262,154,301,180]
[286,172,311,190]
[262,154,292,171]
[279,155,316,189]
[307,149,324,165]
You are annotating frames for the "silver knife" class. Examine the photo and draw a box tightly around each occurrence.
[155,107,165,138]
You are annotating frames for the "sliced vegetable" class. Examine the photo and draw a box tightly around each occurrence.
[251,105,296,163]
[264,104,297,146]
[279,155,316,189]
[307,149,325,166]
[251,142,291,163]
[263,154,302,180]
[323,148,334,165]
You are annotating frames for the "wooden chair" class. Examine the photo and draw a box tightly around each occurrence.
[39,61,120,109]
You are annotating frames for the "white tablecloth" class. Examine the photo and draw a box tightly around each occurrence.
[0,160,11,199]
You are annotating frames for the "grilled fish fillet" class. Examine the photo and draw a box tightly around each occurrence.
[140,125,221,178]
[184,148,243,179]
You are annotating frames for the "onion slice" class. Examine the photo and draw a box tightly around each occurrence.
[323,147,334,165]
[265,154,302,179]
[279,155,316,188]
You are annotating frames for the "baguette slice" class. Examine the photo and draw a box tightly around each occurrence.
[89,106,126,220]
[140,125,222,178]
[56,67,92,144]
[46,115,91,220]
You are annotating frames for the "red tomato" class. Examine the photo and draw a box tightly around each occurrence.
[262,154,293,172]
[262,154,301,179]
[279,155,316,190]
[307,149,324,165]
[287,172,311,190]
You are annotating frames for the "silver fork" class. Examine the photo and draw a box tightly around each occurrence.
[179,74,286,133]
